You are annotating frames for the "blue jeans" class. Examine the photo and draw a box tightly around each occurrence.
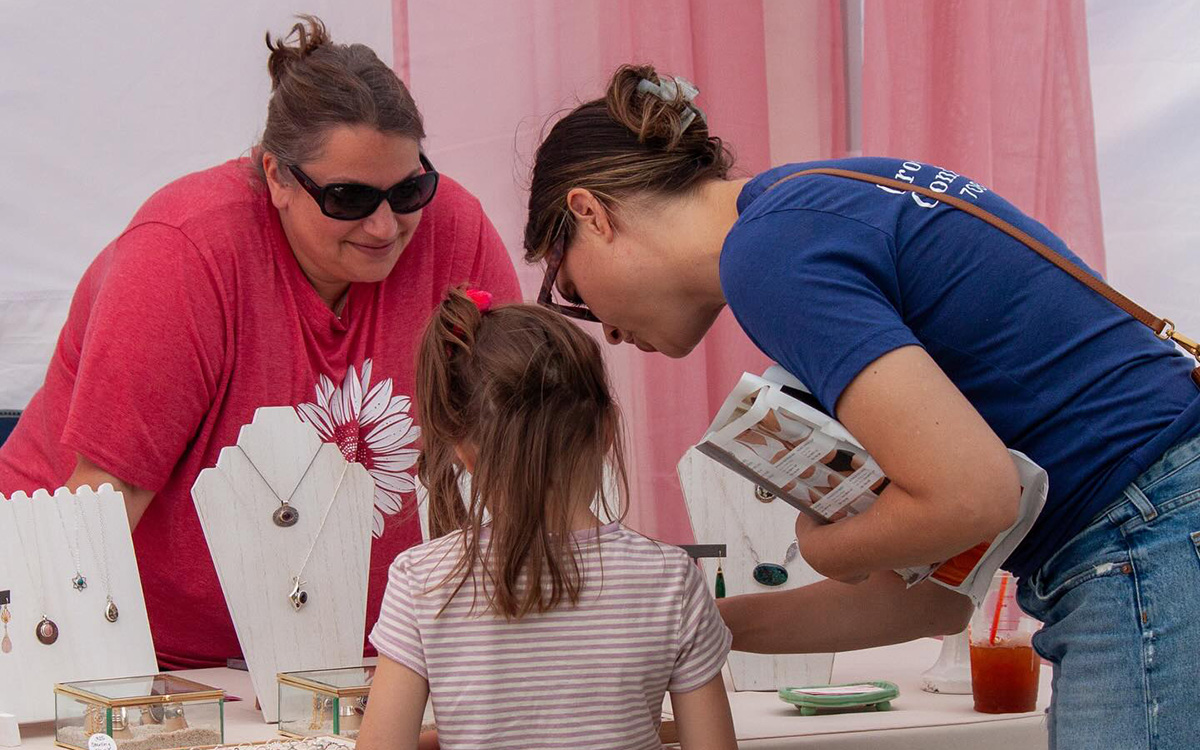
[1017,434,1200,749]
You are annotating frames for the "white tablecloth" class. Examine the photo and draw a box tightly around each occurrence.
[18,638,1049,749]
[676,638,1051,749]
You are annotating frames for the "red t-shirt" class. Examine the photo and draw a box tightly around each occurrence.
[0,158,521,669]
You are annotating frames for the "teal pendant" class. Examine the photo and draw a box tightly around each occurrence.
[753,563,789,587]
[715,563,726,599]
[72,574,87,592]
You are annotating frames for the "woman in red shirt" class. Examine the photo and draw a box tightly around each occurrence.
[0,15,519,669]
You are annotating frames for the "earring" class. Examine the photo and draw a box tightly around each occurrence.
[1,604,12,654]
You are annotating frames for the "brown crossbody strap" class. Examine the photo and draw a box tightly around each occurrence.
[767,168,1200,387]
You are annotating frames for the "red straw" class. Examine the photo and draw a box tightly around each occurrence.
[988,574,1009,646]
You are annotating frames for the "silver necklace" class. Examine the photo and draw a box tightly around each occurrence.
[286,463,350,611]
[750,539,798,587]
[236,445,322,527]
[10,505,59,645]
[77,498,120,623]
[52,497,88,592]
[739,496,796,585]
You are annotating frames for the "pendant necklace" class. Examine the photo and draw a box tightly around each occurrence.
[744,489,799,587]
[236,444,323,528]
[285,462,350,611]
[52,496,88,592]
[78,497,120,623]
[11,505,60,645]
[749,538,799,587]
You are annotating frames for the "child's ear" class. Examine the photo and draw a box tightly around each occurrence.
[454,443,478,473]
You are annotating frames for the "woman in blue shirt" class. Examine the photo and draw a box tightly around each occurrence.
[522,64,1200,748]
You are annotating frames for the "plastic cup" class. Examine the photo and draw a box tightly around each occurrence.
[968,571,1041,714]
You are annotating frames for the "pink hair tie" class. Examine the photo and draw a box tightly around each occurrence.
[465,288,493,313]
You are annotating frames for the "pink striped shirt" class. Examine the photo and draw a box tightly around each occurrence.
[369,522,731,749]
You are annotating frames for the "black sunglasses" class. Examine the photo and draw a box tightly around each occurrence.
[287,153,439,220]
[537,233,602,324]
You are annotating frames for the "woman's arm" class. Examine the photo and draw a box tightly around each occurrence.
[671,673,737,750]
[356,656,430,750]
[65,454,155,529]
[795,345,1021,582]
[718,572,973,654]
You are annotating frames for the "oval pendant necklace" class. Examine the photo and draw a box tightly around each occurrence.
[11,504,59,645]
[752,540,799,586]
[748,487,798,586]
[237,445,323,528]
[78,497,120,623]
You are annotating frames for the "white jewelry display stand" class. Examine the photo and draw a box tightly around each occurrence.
[191,407,374,723]
[678,449,835,691]
[0,485,157,723]
[920,628,973,694]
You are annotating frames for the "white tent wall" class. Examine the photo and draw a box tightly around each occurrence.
[1086,0,1200,345]
[0,2,393,409]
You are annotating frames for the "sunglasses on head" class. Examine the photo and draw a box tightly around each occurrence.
[287,153,439,221]
[537,233,602,324]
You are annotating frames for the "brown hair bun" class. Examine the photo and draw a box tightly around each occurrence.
[265,14,331,91]
[605,63,696,150]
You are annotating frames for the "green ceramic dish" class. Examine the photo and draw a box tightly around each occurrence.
[778,680,900,716]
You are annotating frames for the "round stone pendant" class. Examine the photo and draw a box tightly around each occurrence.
[72,574,88,591]
[104,598,120,623]
[752,562,789,587]
[273,504,299,528]
[754,486,776,503]
[36,617,59,645]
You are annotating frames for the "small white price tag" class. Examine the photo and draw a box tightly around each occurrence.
[88,733,118,750]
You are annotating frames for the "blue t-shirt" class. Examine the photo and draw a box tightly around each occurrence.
[720,157,1200,578]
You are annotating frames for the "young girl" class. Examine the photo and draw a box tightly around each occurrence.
[357,287,736,750]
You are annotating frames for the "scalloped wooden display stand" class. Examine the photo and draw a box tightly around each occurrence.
[0,485,156,723]
[191,407,374,723]
[678,448,836,691]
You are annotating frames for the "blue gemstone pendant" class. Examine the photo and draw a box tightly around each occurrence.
[72,574,87,591]
[753,563,789,587]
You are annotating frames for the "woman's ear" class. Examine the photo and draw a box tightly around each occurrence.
[261,152,293,211]
[566,188,615,243]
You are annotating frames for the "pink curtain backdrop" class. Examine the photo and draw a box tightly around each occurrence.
[391,0,848,543]
[861,0,1106,274]
[762,0,848,165]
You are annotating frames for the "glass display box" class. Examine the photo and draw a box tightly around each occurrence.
[276,667,373,739]
[54,674,225,750]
